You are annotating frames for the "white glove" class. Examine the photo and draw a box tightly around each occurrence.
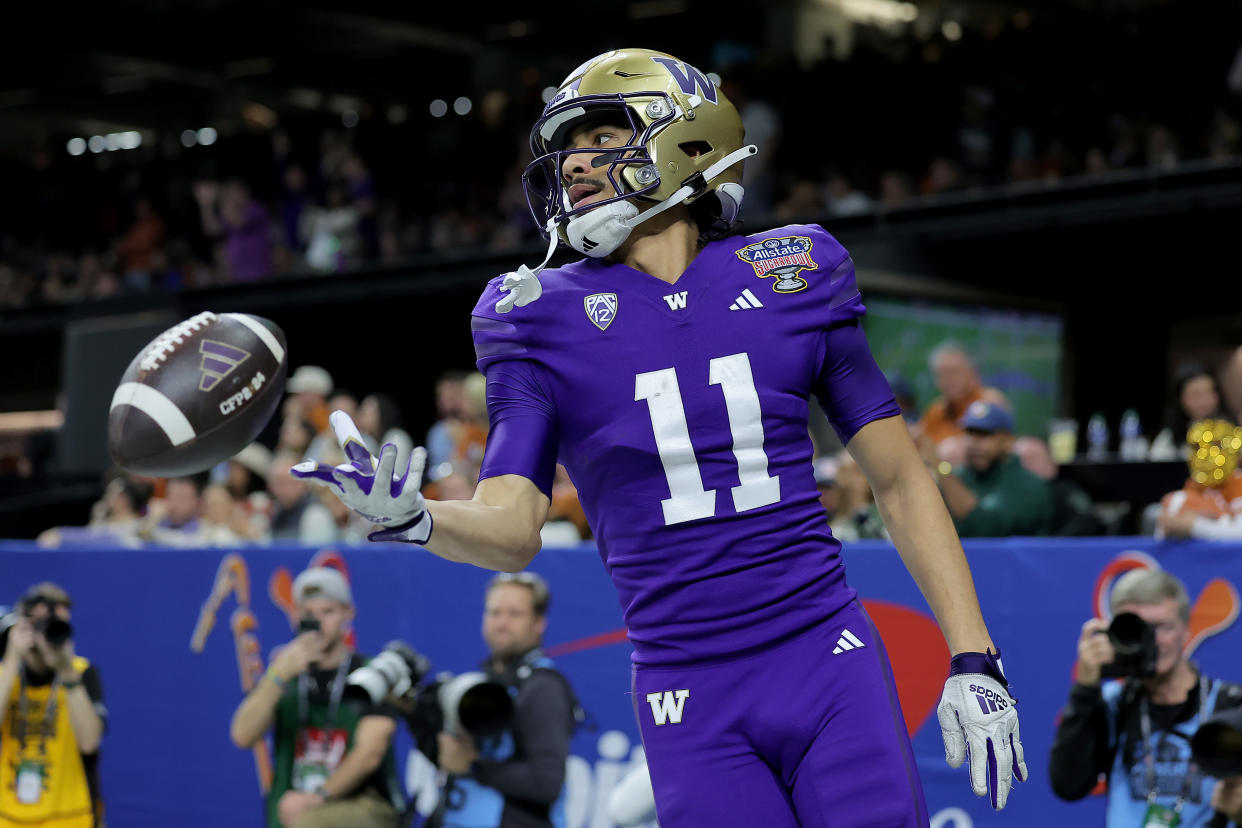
[936,651,1027,810]
[290,410,432,543]
[494,265,543,313]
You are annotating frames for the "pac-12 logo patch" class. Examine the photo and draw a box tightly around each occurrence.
[736,235,818,293]
[585,293,618,331]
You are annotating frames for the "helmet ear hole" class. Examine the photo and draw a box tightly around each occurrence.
[679,140,713,159]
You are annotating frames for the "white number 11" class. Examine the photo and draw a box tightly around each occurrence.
[634,352,780,526]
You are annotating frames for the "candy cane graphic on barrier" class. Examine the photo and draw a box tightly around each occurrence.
[190,554,273,792]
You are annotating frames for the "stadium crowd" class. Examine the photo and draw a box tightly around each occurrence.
[1,4,1241,307]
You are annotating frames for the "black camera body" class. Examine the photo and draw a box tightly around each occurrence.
[1192,707,1242,778]
[344,640,514,764]
[0,605,73,659]
[1100,612,1159,679]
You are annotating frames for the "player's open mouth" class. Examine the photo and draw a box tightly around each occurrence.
[569,183,603,207]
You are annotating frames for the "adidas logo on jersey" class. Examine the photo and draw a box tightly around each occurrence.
[729,289,765,311]
[970,684,1009,714]
[832,628,866,655]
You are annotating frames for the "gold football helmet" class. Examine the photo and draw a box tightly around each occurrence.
[523,48,754,258]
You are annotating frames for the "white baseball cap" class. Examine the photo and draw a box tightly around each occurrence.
[292,567,353,606]
[287,365,334,396]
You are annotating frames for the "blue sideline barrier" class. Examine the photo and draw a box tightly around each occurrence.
[1,537,1240,828]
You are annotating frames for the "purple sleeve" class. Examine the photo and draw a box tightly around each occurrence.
[813,319,901,445]
[477,360,559,497]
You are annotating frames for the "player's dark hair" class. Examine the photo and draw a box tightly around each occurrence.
[689,191,744,244]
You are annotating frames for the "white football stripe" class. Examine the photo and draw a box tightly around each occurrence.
[224,313,285,363]
[110,383,196,446]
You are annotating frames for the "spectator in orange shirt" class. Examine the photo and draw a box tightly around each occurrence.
[1157,419,1242,539]
[918,341,1008,445]
[116,197,166,285]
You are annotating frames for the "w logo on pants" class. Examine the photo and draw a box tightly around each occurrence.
[646,690,690,725]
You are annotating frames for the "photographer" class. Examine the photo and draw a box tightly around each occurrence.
[228,568,404,828]
[1050,569,1242,826]
[0,583,106,828]
[431,572,577,828]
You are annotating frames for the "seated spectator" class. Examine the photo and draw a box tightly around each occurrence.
[300,186,362,273]
[918,341,1008,446]
[146,474,209,546]
[200,484,247,546]
[277,417,317,461]
[1149,361,1231,460]
[1223,345,1242,423]
[286,365,334,434]
[547,464,591,541]
[267,454,338,544]
[1156,419,1242,540]
[358,393,414,474]
[1013,436,1106,536]
[37,475,153,548]
[925,400,1053,537]
[221,443,274,539]
[813,456,839,521]
[115,197,166,290]
[830,451,888,541]
[425,370,468,471]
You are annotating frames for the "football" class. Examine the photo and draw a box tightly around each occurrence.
[108,311,288,477]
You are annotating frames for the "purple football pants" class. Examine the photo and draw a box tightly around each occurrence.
[632,600,930,827]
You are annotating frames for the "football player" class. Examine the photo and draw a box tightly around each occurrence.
[295,48,1025,826]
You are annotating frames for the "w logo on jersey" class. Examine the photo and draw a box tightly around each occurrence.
[198,340,251,391]
[585,293,618,331]
[646,690,690,725]
[650,56,718,104]
[736,236,818,293]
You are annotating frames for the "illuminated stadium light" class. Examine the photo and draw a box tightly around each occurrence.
[67,138,87,156]
[88,135,106,154]
[387,104,408,124]
[941,20,963,40]
[342,109,359,128]
[454,96,473,116]
[119,131,142,150]
[105,133,122,151]
[429,99,448,118]
[197,127,218,146]
[181,129,198,147]
[835,0,918,24]
[541,86,558,104]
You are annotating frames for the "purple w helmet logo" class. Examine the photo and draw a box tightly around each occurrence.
[198,340,251,392]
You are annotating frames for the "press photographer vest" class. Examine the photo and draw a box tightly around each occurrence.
[0,657,97,828]
[1103,676,1224,828]
[436,649,580,828]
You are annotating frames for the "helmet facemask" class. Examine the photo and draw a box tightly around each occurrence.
[522,92,679,251]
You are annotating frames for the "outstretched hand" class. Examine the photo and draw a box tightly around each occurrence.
[291,410,433,543]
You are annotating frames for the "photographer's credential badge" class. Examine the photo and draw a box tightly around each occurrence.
[15,759,45,805]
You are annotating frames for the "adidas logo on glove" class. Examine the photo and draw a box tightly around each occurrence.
[970,684,1010,714]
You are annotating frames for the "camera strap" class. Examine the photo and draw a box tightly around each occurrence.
[297,656,351,731]
[1139,677,1212,812]
[15,664,61,754]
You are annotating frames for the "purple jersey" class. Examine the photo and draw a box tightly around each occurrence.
[471,224,900,665]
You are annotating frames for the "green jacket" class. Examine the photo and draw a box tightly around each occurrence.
[954,454,1054,537]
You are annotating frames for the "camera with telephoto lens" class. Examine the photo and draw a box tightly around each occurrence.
[1191,707,1242,778]
[345,640,514,764]
[298,616,321,634]
[0,602,73,657]
[1100,612,1159,679]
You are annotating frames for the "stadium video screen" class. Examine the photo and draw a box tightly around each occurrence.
[863,298,1064,438]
